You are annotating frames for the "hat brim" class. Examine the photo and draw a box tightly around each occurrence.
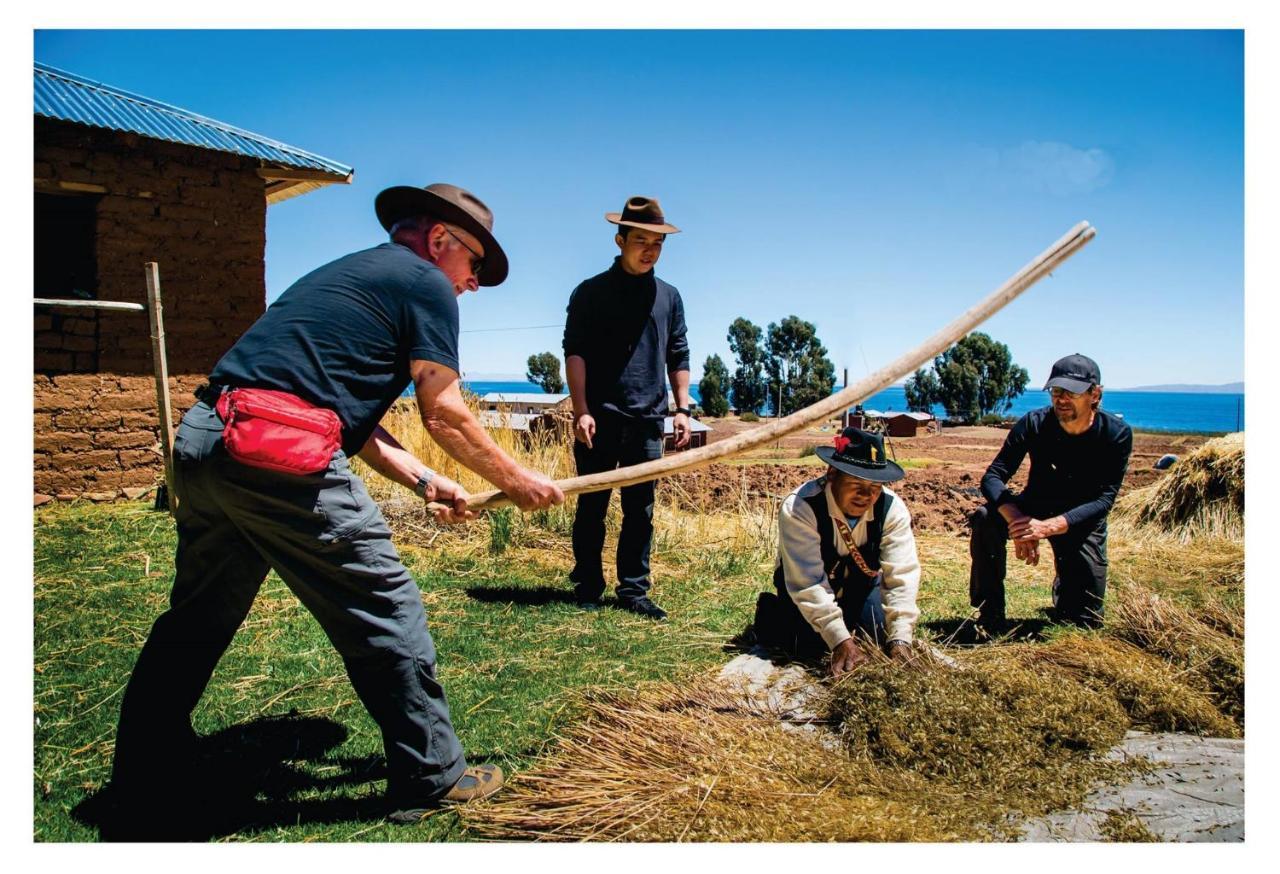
[1043,376,1094,394]
[375,186,509,286]
[605,213,681,234]
[815,446,905,483]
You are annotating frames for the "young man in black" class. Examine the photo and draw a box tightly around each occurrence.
[969,353,1132,631]
[561,196,692,620]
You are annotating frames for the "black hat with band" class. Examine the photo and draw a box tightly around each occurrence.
[814,426,905,484]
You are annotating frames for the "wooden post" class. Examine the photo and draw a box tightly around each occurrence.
[144,263,177,513]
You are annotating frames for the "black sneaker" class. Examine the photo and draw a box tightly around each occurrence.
[618,596,668,621]
[976,612,1007,638]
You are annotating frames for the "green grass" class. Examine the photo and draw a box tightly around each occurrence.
[33,502,768,842]
[33,500,1219,842]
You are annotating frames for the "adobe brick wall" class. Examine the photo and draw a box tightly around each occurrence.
[34,118,267,502]
[34,374,208,502]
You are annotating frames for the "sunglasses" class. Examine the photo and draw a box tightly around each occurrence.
[1048,386,1089,399]
[443,226,485,278]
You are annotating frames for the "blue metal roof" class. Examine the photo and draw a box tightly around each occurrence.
[34,62,353,179]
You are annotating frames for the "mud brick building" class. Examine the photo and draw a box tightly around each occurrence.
[33,63,352,503]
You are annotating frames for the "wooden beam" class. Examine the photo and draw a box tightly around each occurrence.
[257,167,353,184]
[429,222,1099,513]
[33,297,145,312]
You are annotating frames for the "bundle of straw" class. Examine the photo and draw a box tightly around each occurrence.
[991,637,1238,737]
[1113,432,1244,542]
[1107,583,1244,728]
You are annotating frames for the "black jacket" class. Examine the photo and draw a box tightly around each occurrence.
[980,406,1133,531]
[562,257,690,420]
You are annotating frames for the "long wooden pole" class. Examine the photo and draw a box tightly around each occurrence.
[144,262,177,514]
[435,221,1097,513]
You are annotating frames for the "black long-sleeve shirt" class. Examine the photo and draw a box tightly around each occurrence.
[562,257,690,420]
[980,406,1133,531]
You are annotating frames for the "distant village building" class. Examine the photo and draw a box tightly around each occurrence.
[33,63,352,502]
[842,407,935,436]
[480,392,573,414]
[882,411,936,437]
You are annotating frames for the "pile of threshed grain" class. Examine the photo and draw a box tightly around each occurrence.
[1113,432,1244,542]
[460,578,1243,843]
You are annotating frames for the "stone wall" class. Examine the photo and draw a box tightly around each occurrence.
[34,118,267,501]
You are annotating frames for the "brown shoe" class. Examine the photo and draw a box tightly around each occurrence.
[442,764,504,803]
[388,765,505,824]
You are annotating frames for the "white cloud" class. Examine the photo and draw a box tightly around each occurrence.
[959,140,1116,197]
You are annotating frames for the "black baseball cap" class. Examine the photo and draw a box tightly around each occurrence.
[1044,353,1101,394]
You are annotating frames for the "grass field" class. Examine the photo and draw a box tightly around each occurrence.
[32,492,1108,843]
[32,418,1244,842]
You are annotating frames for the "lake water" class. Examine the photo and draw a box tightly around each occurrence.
[456,381,1245,434]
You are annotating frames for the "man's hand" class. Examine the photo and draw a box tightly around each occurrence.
[672,412,691,449]
[426,474,475,524]
[1007,514,1068,541]
[887,640,915,667]
[1013,538,1040,565]
[506,468,565,512]
[574,413,596,449]
[829,638,869,677]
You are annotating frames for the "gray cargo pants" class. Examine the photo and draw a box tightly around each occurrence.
[112,400,466,805]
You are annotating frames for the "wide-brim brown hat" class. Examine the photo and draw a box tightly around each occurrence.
[374,183,509,286]
[605,195,680,235]
[814,427,905,484]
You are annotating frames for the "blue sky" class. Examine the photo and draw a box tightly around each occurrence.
[33,29,1244,388]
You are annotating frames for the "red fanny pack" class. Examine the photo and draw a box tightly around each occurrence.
[215,388,343,475]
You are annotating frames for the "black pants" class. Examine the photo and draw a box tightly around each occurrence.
[756,569,887,659]
[968,503,1109,627]
[569,411,664,601]
[112,402,466,806]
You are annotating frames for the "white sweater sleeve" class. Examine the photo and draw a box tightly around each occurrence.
[879,497,922,643]
[778,492,851,650]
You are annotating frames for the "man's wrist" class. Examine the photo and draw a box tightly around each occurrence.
[675,406,691,416]
[414,468,436,499]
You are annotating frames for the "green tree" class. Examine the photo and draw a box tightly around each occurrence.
[727,317,768,414]
[765,315,836,416]
[698,354,731,417]
[907,332,1029,424]
[903,367,940,413]
[525,351,565,394]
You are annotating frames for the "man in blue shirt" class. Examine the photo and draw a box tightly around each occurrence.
[110,183,564,829]
[562,196,692,620]
[969,354,1132,632]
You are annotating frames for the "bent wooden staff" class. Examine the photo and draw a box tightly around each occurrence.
[438,221,1097,513]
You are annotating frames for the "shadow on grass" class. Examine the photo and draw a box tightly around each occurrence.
[73,714,396,842]
[464,584,579,607]
[921,615,1056,645]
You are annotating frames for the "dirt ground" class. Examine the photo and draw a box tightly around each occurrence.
[667,417,1212,535]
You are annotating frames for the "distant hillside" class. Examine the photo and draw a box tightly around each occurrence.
[1120,382,1244,394]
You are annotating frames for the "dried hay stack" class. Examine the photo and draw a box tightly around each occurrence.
[1108,583,1244,728]
[459,682,986,842]
[987,637,1238,737]
[1113,432,1244,541]
[461,654,1154,842]
[460,576,1244,842]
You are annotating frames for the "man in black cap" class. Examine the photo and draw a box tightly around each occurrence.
[754,427,921,675]
[111,183,564,827]
[969,353,1132,631]
[561,196,692,620]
